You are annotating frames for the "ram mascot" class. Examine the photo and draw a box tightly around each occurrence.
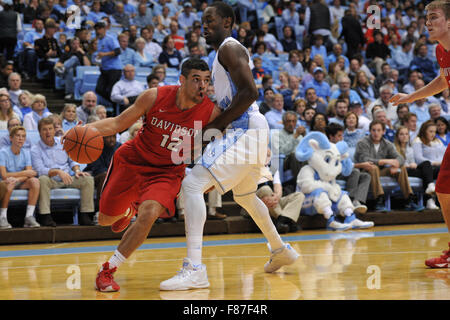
[295,132,374,231]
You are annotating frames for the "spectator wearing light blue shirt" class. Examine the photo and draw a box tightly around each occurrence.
[135,37,155,68]
[0,118,33,150]
[265,94,286,130]
[20,18,45,79]
[303,67,331,102]
[133,3,154,29]
[118,33,138,67]
[178,2,199,32]
[310,34,327,60]
[282,1,300,28]
[123,0,137,18]
[410,98,432,127]
[330,75,363,105]
[94,21,123,103]
[325,43,349,71]
[86,1,108,23]
[111,64,146,113]
[0,125,41,229]
[31,117,95,226]
[153,0,179,17]
[60,103,79,133]
[282,50,304,79]
[389,39,414,81]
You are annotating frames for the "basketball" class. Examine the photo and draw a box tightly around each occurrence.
[63,126,104,164]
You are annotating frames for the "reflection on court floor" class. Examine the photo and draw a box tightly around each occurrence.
[0,224,448,300]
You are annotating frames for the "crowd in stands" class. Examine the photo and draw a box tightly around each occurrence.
[0,0,448,231]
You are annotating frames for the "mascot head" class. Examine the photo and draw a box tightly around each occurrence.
[295,131,353,182]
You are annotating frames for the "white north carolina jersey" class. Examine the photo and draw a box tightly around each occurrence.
[211,37,260,129]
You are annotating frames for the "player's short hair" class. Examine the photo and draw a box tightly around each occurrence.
[9,125,26,138]
[426,0,450,20]
[210,1,236,27]
[180,58,209,78]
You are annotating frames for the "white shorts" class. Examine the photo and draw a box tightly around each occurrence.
[200,112,270,194]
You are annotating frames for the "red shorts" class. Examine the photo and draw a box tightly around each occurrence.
[436,144,450,194]
[99,143,185,218]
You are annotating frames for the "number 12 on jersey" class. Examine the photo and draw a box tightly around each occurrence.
[160,134,182,151]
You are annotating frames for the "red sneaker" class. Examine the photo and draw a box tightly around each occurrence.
[111,202,138,233]
[95,262,120,292]
[425,242,450,268]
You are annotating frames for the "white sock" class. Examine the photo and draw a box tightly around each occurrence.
[107,250,126,269]
[344,208,353,217]
[323,207,333,220]
[0,208,7,219]
[183,166,214,266]
[26,205,35,218]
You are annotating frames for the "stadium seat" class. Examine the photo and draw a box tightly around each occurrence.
[9,188,82,225]
[74,66,100,100]
[135,67,152,77]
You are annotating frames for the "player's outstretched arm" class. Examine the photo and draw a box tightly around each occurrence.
[390,69,448,106]
[204,41,258,132]
[86,88,158,136]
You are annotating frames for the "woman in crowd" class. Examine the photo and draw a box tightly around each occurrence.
[61,103,78,133]
[353,70,376,105]
[158,35,182,70]
[0,93,20,130]
[435,116,450,146]
[310,112,328,133]
[134,37,155,68]
[343,111,366,160]
[23,94,52,131]
[17,91,34,120]
[394,125,442,210]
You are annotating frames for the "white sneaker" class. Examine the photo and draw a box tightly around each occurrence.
[426,198,439,210]
[264,243,300,273]
[425,183,436,195]
[344,214,374,229]
[24,216,40,228]
[352,200,368,214]
[0,217,11,229]
[160,258,210,291]
[326,216,352,231]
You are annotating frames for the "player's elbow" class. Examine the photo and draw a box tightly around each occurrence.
[245,86,259,103]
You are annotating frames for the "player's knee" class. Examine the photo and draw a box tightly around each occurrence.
[136,201,164,225]
[181,173,201,194]
[97,212,118,226]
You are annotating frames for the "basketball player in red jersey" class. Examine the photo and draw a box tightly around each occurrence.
[65,58,220,292]
[390,0,450,268]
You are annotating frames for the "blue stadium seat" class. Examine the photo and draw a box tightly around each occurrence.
[135,67,152,77]
[75,69,101,100]
[74,66,100,100]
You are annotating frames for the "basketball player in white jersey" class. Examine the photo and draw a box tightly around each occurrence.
[160,2,300,291]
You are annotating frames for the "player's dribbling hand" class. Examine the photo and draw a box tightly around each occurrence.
[389,93,415,106]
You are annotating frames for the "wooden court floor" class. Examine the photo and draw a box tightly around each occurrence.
[0,223,449,300]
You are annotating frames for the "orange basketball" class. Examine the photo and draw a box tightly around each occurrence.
[63,126,104,164]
